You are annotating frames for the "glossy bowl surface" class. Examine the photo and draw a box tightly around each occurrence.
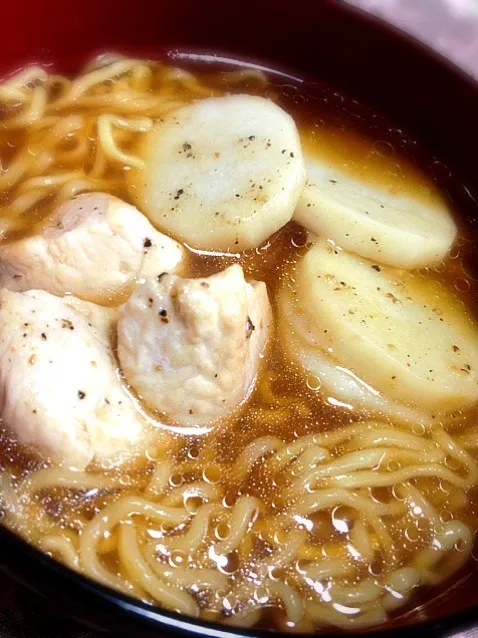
[0,0,477,635]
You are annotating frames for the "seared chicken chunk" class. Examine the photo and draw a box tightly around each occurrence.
[118,265,271,426]
[0,288,149,469]
[0,193,183,304]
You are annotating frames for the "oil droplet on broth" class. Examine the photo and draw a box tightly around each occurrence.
[440,511,453,524]
[455,278,471,293]
[203,466,221,484]
[448,246,461,260]
[373,139,395,158]
[169,549,187,567]
[306,375,322,391]
[169,473,183,487]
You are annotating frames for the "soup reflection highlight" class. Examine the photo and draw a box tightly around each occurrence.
[0,55,477,633]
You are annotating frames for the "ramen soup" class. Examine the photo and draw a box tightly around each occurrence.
[0,55,478,633]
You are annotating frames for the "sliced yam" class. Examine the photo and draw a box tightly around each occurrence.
[128,95,306,252]
[278,286,432,425]
[295,240,478,412]
[294,157,456,268]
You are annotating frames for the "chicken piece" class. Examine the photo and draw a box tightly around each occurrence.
[0,193,183,304]
[117,265,271,426]
[0,288,151,470]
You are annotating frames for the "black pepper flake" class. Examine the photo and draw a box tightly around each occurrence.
[372,265,381,272]
[78,390,86,400]
[157,272,167,282]
[143,238,152,248]
[173,189,184,200]
[182,142,192,151]
[61,319,74,330]
[248,135,255,141]
[41,333,47,340]
[189,409,193,415]
[159,309,167,317]
[329,179,337,184]
[452,345,460,352]
[246,316,255,337]
[290,152,294,158]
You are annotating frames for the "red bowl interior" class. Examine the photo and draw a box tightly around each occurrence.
[0,0,478,635]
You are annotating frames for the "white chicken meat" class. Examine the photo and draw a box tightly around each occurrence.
[117,265,271,426]
[0,288,151,470]
[0,192,183,304]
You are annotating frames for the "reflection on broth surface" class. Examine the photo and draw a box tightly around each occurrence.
[0,54,477,633]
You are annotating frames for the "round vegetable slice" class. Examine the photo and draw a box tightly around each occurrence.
[278,285,432,425]
[294,157,456,268]
[295,240,478,412]
[128,95,306,252]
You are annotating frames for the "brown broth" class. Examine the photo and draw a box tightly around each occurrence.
[0,55,478,632]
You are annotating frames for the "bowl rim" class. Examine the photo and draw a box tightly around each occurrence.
[1,523,477,638]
